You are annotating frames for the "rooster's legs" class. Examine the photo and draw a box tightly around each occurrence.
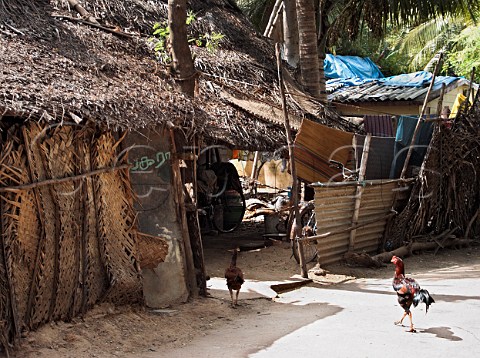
[228,288,235,308]
[407,312,416,332]
[395,312,407,326]
[395,311,416,332]
[234,289,240,306]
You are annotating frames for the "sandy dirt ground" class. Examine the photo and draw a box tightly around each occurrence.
[11,220,480,358]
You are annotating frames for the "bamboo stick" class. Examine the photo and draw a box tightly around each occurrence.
[169,128,198,297]
[348,134,371,251]
[249,151,260,195]
[275,43,307,278]
[263,0,284,37]
[52,15,134,38]
[435,83,447,118]
[0,164,129,192]
[311,178,415,188]
[299,212,396,243]
[400,53,443,179]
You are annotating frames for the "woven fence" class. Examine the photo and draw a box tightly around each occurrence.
[0,122,143,348]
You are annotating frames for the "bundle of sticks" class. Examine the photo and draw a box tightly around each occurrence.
[387,95,480,250]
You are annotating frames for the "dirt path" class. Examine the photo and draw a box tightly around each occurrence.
[13,221,480,357]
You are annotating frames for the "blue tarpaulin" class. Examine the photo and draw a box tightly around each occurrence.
[325,57,461,89]
[379,71,459,88]
[324,54,384,80]
[389,116,434,178]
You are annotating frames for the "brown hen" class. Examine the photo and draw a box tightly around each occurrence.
[224,248,244,308]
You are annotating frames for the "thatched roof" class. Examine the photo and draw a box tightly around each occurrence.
[0,1,203,128]
[0,0,359,151]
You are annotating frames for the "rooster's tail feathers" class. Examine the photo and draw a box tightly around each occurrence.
[414,289,435,313]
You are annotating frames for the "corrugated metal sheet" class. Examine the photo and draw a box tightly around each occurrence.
[294,119,354,183]
[312,180,409,265]
[363,115,394,137]
[327,78,470,104]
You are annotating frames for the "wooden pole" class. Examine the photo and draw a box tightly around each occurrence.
[348,133,371,251]
[400,53,443,179]
[263,0,284,37]
[435,83,447,118]
[67,0,99,24]
[169,128,198,297]
[275,43,307,278]
[464,67,476,111]
[249,151,260,195]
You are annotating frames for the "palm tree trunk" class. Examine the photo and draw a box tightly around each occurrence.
[283,0,299,67]
[168,0,196,97]
[316,0,330,107]
[295,0,321,99]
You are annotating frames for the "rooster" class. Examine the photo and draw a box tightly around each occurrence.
[391,255,435,332]
[225,248,244,308]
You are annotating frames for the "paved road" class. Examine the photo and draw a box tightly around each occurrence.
[253,264,480,358]
[150,263,480,358]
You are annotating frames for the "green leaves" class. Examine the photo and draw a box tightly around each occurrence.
[150,10,224,63]
[151,21,171,63]
[446,25,480,81]
[202,32,226,53]
[186,10,196,25]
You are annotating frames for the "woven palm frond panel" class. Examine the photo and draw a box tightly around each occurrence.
[0,122,142,347]
[40,125,79,321]
[22,123,58,328]
[0,135,40,340]
[76,128,109,311]
[92,132,142,305]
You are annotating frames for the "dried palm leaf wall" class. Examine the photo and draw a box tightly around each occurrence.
[0,122,141,347]
[386,98,480,249]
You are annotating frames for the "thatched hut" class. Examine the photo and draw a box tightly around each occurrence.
[1,0,361,350]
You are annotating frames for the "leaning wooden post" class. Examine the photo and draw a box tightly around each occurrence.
[275,43,307,277]
[169,126,198,297]
[249,151,260,195]
[435,83,447,119]
[400,53,443,179]
[348,134,371,252]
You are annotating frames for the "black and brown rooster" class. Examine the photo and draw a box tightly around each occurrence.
[391,255,435,332]
[225,248,244,308]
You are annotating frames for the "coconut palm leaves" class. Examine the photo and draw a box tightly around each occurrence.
[446,25,480,81]
[237,0,276,31]
[385,8,480,80]
[242,0,480,98]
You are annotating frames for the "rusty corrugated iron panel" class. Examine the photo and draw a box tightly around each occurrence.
[312,181,403,265]
[294,119,354,183]
[363,115,394,137]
